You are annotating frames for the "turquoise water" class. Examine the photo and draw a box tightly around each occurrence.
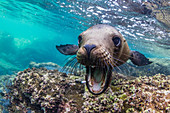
[0,0,169,75]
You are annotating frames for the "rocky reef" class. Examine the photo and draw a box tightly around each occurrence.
[116,58,170,77]
[2,66,170,112]
[83,73,170,113]
[4,68,84,112]
[142,0,170,28]
[115,0,170,28]
[29,62,60,70]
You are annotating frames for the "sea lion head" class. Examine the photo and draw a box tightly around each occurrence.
[76,24,130,94]
[56,24,152,95]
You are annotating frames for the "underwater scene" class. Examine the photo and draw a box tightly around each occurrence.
[0,0,169,112]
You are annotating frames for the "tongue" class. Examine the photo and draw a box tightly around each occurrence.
[86,65,112,95]
[90,67,104,92]
[92,82,101,92]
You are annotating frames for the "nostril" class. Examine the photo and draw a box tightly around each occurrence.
[84,44,96,53]
[83,44,96,58]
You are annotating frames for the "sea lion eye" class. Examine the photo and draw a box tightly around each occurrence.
[78,36,82,44]
[112,37,121,47]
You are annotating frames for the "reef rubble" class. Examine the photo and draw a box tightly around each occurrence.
[2,66,170,113]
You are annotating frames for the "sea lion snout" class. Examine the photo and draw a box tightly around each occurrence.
[77,44,99,66]
[83,44,96,59]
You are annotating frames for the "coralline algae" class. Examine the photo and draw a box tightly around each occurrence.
[2,67,170,113]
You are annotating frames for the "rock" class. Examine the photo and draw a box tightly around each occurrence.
[142,0,170,27]
[117,58,170,77]
[82,73,170,113]
[117,0,170,27]
[29,62,60,70]
[2,67,169,112]
[5,68,84,113]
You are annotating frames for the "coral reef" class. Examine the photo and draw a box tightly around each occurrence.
[3,66,170,113]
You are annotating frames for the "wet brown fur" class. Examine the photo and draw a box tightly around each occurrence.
[76,24,130,67]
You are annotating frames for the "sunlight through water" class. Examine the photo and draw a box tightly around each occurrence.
[0,0,169,75]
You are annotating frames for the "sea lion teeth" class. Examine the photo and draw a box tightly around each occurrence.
[56,24,152,95]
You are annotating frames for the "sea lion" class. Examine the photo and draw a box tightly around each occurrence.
[56,24,152,95]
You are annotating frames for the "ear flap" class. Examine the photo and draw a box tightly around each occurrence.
[56,44,79,55]
[130,51,152,66]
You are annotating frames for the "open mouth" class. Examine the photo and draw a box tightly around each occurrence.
[85,65,112,95]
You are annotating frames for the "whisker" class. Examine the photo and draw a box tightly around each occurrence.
[82,65,86,75]
[108,58,118,69]
[111,58,129,74]
[111,58,130,76]
[77,63,81,76]
[99,48,135,76]
[99,48,120,73]
[119,64,131,76]
[72,62,79,75]
[107,59,119,73]
[79,64,82,75]
[99,58,104,69]
[111,53,138,76]
[110,54,127,64]
[68,59,78,74]
[60,56,75,72]
[61,57,77,73]
[64,59,77,73]
[103,59,110,72]
[79,63,85,76]
[74,63,80,75]
[65,55,76,62]
[113,51,131,58]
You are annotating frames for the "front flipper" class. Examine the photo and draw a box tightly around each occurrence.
[130,51,152,66]
[56,44,79,55]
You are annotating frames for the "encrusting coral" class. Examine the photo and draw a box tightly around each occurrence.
[3,66,170,113]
